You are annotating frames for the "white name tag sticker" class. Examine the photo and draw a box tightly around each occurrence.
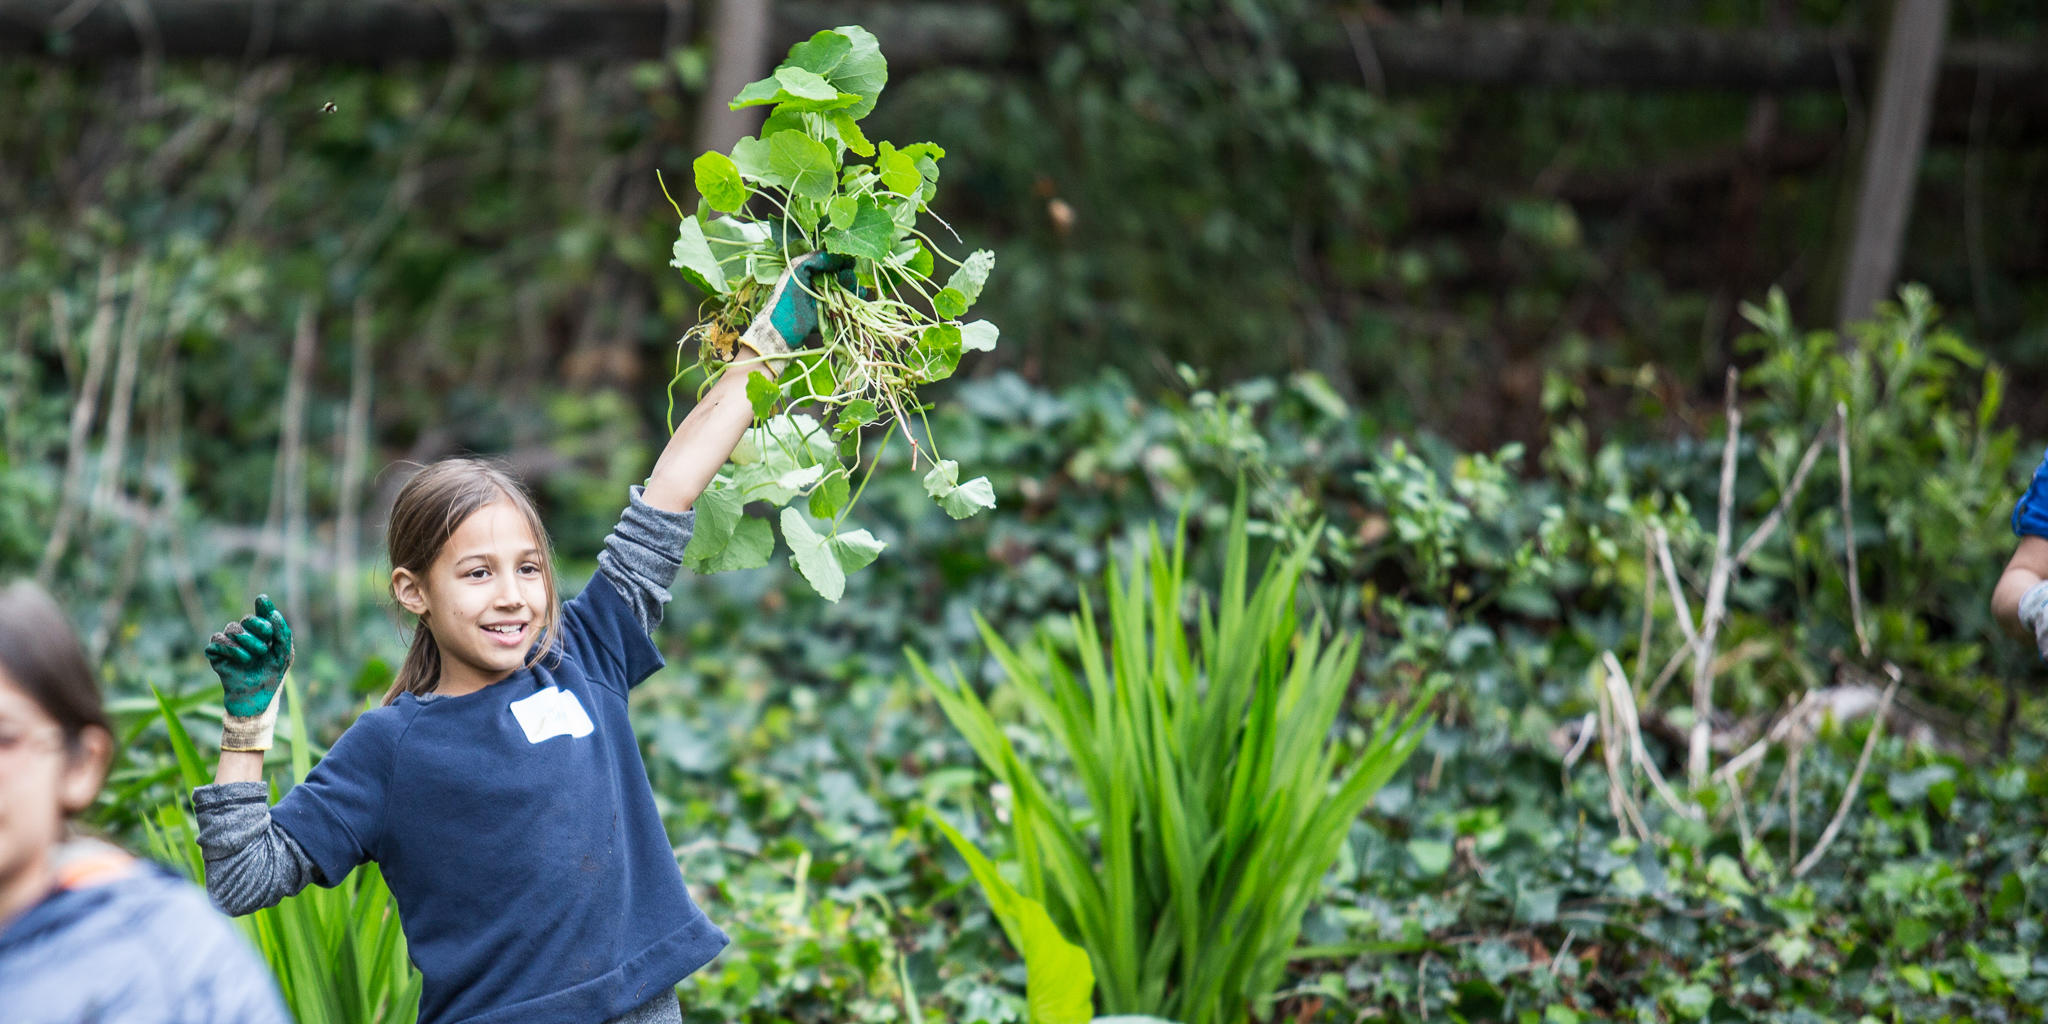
[508,686,594,744]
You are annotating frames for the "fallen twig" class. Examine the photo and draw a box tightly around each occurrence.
[1792,663,1900,878]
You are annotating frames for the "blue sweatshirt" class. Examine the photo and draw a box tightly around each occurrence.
[2013,446,2048,537]
[0,839,290,1024]
[264,569,728,1024]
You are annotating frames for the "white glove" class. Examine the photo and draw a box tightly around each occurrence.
[2018,579,2048,662]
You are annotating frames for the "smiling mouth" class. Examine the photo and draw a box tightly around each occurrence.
[482,623,528,646]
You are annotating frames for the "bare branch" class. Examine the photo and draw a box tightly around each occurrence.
[37,256,119,585]
[1733,407,1839,567]
[1651,524,1700,643]
[1792,664,1901,878]
[335,297,374,635]
[1838,402,1872,657]
[1690,368,1742,784]
[1604,652,1700,821]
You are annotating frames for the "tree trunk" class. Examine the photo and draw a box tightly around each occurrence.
[1835,0,1951,327]
[695,0,774,158]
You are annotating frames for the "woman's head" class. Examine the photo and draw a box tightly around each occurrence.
[383,459,560,703]
[0,581,114,918]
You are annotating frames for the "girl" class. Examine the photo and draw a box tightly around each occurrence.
[192,253,855,1024]
[0,580,288,1024]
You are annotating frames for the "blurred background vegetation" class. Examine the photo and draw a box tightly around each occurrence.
[4,1,2048,1021]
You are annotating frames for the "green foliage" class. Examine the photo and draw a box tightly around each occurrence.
[1735,285,2020,708]
[928,814,1097,1024]
[670,25,999,601]
[39,268,2048,1024]
[915,495,1431,1024]
[140,674,420,1024]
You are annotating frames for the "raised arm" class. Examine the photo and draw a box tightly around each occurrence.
[194,596,319,914]
[640,252,855,513]
[205,596,292,785]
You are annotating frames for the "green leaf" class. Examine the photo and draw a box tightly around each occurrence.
[745,372,779,417]
[912,323,962,381]
[785,30,853,78]
[818,25,888,118]
[834,399,878,436]
[781,509,884,602]
[826,111,874,157]
[728,75,784,109]
[758,105,807,144]
[921,459,957,498]
[944,477,996,519]
[898,142,946,199]
[682,484,774,574]
[692,152,748,213]
[1893,916,1935,954]
[772,66,841,103]
[729,136,778,185]
[773,463,825,495]
[823,200,896,262]
[696,215,777,285]
[669,218,727,294]
[765,130,837,201]
[829,528,884,574]
[933,288,968,320]
[945,249,996,308]
[827,196,858,230]
[730,414,832,503]
[922,459,997,519]
[877,141,922,197]
[928,815,1095,1024]
[1408,839,1452,877]
[960,320,999,353]
[1667,983,1713,1020]
[905,241,934,278]
[727,67,857,113]
[807,472,850,519]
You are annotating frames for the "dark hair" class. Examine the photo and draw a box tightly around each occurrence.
[0,580,111,751]
[382,458,561,704]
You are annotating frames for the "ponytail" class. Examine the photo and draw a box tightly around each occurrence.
[383,623,445,705]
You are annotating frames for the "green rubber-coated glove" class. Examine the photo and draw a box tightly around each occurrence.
[205,595,293,752]
[737,252,859,361]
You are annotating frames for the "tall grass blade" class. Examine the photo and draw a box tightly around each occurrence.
[918,493,1431,1024]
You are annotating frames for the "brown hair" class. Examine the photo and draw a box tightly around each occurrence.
[0,580,111,754]
[381,459,562,704]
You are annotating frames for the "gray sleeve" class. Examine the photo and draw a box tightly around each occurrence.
[191,781,319,916]
[596,484,695,635]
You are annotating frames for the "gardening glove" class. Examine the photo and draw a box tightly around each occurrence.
[736,251,859,361]
[2019,579,2048,662]
[205,595,293,752]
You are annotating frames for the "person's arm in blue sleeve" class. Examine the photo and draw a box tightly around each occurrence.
[1993,537,2048,656]
[596,485,694,637]
[1994,447,2048,659]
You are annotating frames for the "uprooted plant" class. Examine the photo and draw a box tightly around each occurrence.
[665,24,999,601]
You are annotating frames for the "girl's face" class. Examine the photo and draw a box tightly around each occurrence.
[0,671,108,925]
[391,500,550,697]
